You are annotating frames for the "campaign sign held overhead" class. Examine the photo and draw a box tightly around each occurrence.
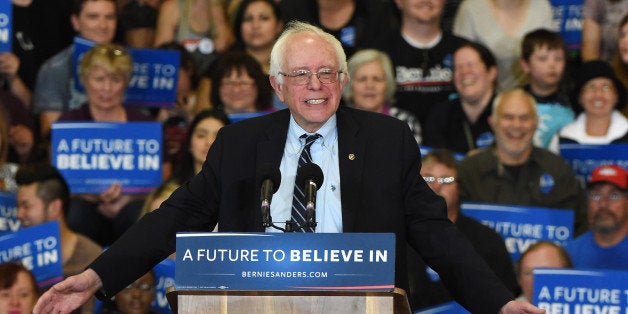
[72,37,179,108]
[461,202,574,262]
[533,268,628,313]
[176,233,395,291]
[0,192,19,235]
[0,221,63,289]
[0,1,11,52]
[560,143,628,187]
[51,122,162,194]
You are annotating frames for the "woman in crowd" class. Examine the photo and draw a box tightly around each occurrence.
[453,0,554,90]
[551,60,628,151]
[197,0,284,110]
[423,42,498,154]
[342,49,421,144]
[57,43,153,247]
[171,109,231,184]
[209,51,272,115]
[0,263,39,314]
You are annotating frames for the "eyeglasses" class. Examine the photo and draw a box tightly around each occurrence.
[423,176,456,185]
[588,191,625,202]
[124,283,155,292]
[278,68,343,85]
[221,80,256,88]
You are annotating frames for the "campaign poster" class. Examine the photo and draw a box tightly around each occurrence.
[0,221,63,288]
[461,202,574,262]
[0,191,19,235]
[72,37,179,108]
[550,0,583,55]
[533,268,628,313]
[560,143,628,187]
[51,122,162,194]
[152,258,175,313]
[0,2,11,52]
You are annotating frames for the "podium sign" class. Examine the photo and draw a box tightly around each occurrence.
[533,269,628,313]
[175,233,395,291]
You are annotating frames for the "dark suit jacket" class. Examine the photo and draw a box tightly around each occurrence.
[89,107,513,312]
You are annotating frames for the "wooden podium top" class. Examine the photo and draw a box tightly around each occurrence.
[166,287,411,314]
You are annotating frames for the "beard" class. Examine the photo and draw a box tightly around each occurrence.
[590,208,620,235]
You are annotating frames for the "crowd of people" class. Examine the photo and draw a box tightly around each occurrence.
[1,0,628,313]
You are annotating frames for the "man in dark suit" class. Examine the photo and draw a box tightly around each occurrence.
[34,21,542,314]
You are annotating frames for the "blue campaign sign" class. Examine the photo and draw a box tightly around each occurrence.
[550,0,583,53]
[0,2,11,52]
[533,268,628,313]
[560,143,628,187]
[461,202,574,262]
[72,37,179,108]
[0,221,63,288]
[415,301,469,314]
[152,258,175,314]
[0,191,19,235]
[51,122,162,194]
[175,232,396,291]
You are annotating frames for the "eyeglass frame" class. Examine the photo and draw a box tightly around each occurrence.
[277,68,344,85]
[587,191,626,202]
[422,176,456,185]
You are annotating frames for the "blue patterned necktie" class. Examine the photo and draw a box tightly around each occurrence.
[291,134,321,232]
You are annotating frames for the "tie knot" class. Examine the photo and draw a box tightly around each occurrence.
[301,133,321,147]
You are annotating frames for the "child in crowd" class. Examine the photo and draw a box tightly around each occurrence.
[520,29,575,149]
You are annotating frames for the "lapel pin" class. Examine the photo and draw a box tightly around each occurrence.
[348,153,355,160]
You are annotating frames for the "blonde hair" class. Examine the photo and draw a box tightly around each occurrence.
[139,181,180,218]
[79,43,133,85]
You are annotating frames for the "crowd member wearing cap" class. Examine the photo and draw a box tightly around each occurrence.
[565,164,628,269]
[548,60,628,153]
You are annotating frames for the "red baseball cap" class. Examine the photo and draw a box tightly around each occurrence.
[588,165,628,190]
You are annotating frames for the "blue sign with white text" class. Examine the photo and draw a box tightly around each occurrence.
[51,122,162,194]
[0,192,19,235]
[176,233,396,291]
[550,0,583,53]
[0,221,63,288]
[152,258,175,313]
[0,2,11,52]
[533,269,628,312]
[72,37,179,107]
[461,203,574,262]
[560,143,628,188]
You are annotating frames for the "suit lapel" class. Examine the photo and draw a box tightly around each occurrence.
[336,108,366,232]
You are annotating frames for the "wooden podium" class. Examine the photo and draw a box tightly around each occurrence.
[166,287,411,314]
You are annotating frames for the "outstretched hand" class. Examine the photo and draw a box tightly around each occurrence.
[33,269,103,314]
[499,300,546,314]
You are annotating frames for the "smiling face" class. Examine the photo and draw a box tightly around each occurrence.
[489,91,538,165]
[71,0,116,44]
[241,0,283,50]
[351,61,387,112]
[453,46,496,105]
[219,68,259,113]
[114,272,155,314]
[16,183,49,228]
[580,77,619,119]
[270,32,347,132]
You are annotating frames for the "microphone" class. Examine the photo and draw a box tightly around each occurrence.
[297,163,324,230]
[257,163,281,228]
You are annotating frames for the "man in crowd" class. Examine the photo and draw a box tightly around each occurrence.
[566,164,628,269]
[33,22,542,314]
[516,241,572,302]
[457,88,587,233]
[16,163,103,313]
[32,0,117,138]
